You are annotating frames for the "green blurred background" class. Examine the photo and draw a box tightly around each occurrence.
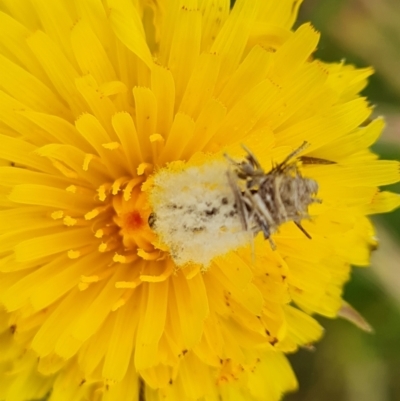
[287,1,400,400]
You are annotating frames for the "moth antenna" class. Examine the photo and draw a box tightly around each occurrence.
[294,221,312,239]
[281,141,309,166]
[224,152,238,166]
[300,156,336,165]
[241,144,262,170]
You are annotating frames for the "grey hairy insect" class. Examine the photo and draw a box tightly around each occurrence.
[225,142,321,249]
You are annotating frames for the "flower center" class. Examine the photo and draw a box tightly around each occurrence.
[112,186,156,253]
[125,211,143,229]
[76,176,177,289]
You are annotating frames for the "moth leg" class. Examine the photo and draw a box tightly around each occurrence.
[258,220,276,250]
[282,141,309,165]
[268,236,276,251]
[241,144,263,171]
[226,169,248,231]
[294,221,312,239]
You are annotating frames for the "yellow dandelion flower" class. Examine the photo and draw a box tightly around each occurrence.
[0,1,400,401]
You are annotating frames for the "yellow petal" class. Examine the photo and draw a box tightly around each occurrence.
[103,296,138,381]
[363,191,400,215]
[71,20,117,83]
[106,0,153,67]
[27,30,87,115]
[199,0,230,51]
[211,0,258,78]
[167,5,202,103]
[0,54,69,117]
[15,228,96,262]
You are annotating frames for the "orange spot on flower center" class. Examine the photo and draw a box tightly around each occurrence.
[124,210,143,230]
[112,187,156,251]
